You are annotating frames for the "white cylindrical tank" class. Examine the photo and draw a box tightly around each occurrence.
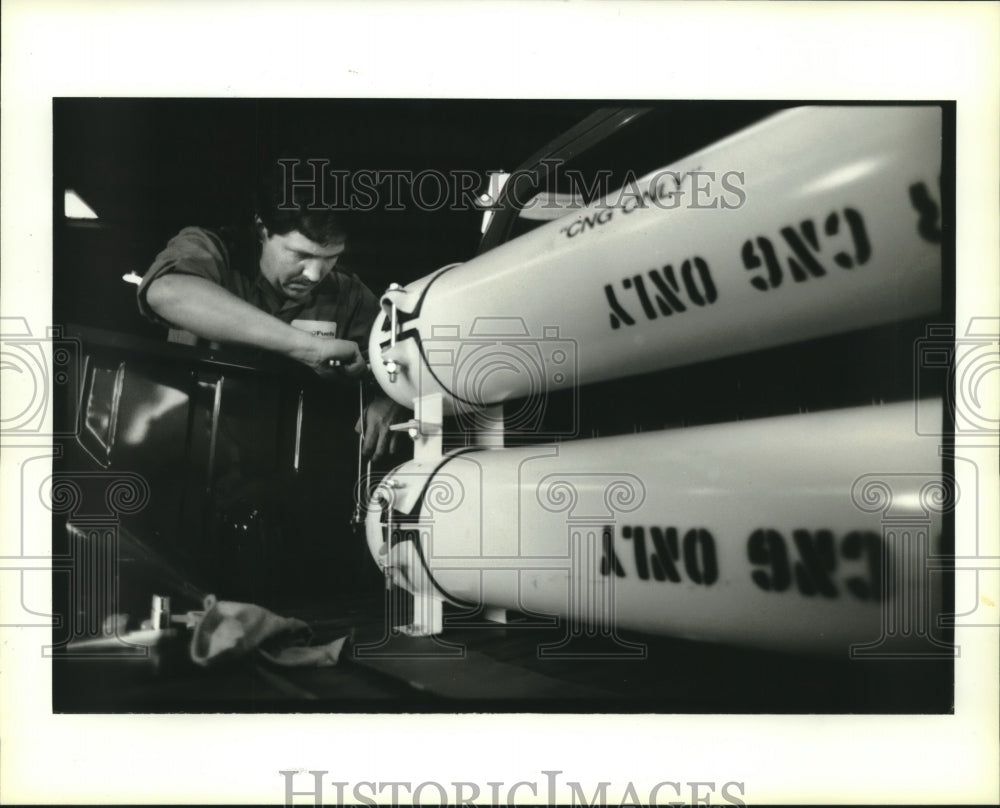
[366,401,949,655]
[370,106,942,414]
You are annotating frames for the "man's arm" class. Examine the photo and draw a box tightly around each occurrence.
[144,273,365,375]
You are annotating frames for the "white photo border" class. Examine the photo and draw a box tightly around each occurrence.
[1,1,997,805]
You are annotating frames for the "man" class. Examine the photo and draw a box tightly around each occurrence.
[137,159,403,460]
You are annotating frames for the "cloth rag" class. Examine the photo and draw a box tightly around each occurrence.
[190,595,348,667]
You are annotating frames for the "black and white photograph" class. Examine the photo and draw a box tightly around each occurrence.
[48,97,955,715]
[2,2,997,806]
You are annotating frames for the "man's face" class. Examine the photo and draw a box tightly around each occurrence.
[259,228,346,301]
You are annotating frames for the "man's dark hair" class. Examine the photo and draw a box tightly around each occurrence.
[255,154,348,245]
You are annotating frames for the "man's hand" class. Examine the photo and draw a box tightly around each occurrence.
[306,336,367,379]
[356,393,407,462]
